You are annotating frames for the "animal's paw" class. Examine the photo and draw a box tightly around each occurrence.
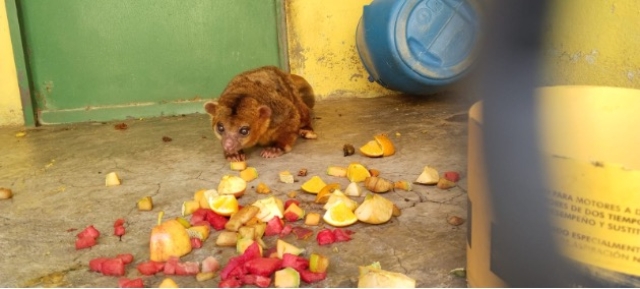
[299,129,317,139]
[260,147,284,158]
[225,150,246,162]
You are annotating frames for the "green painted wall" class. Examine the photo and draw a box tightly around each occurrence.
[15,0,282,124]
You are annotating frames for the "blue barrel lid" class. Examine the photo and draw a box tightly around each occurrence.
[395,0,480,80]
[356,0,481,94]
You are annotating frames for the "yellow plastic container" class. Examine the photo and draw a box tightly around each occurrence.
[467,86,640,287]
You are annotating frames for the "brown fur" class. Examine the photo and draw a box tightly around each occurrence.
[204,66,316,161]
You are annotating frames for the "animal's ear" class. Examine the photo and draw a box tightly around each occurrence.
[203,101,218,116]
[258,105,272,120]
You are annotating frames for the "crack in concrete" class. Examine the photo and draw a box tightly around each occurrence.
[390,247,410,274]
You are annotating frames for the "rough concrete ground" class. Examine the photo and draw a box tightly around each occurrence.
[0,94,472,287]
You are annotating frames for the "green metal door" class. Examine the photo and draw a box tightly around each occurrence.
[11,0,284,125]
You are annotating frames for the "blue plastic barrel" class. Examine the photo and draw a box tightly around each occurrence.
[356,0,481,95]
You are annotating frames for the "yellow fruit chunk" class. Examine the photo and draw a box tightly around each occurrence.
[304,212,321,226]
[150,219,192,262]
[326,166,347,177]
[229,161,247,171]
[346,163,371,183]
[315,183,340,204]
[355,193,394,224]
[239,167,258,182]
[358,262,416,288]
[186,225,211,241]
[279,171,294,183]
[256,182,271,194]
[193,189,209,209]
[276,239,305,259]
[374,133,395,157]
[359,140,383,157]
[275,267,300,288]
[181,200,200,216]
[159,277,179,288]
[394,180,412,191]
[137,196,153,211]
[300,176,327,194]
[323,190,358,212]
[323,201,358,227]
[208,194,239,217]
[218,175,247,198]
[253,196,284,222]
[105,172,121,186]
[309,253,330,273]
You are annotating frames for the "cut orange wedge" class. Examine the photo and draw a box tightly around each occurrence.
[301,176,327,194]
[208,194,239,216]
[323,201,358,227]
[359,140,384,157]
[315,183,340,204]
[346,163,371,183]
[373,133,395,156]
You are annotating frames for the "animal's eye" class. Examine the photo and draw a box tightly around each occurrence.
[216,122,225,133]
[239,126,250,136]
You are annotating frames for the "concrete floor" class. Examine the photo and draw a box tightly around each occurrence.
[0,94,472,288]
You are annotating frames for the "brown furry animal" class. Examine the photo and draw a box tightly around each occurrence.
[204,66,316,161]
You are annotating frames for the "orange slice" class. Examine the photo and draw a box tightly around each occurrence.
[315,183,341,204]
[323,201,358,227]
[373,133,395,156]
[208,194,239,216]
[359,140,383,157]
[346,163,371,183]
[301,176,327,194]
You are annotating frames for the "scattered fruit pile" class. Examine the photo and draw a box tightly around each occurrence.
[71,132,463,288]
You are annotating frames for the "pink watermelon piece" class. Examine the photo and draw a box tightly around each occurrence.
[316,228,336,246]
[281,253,309,273]
[300,269,327,283]
[265,217,284,236]
[244,257,283,277]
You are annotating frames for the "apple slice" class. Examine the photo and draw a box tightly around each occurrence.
[414,166,440,185]
[276,239,305,259]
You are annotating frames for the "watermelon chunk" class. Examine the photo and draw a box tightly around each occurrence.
[101,258,125,276]
[280,224,293,237]
[444,171,460,182]
[116,253,133,265]
[292,227,313,240]
[201,256,220,273]
[241,275,272,288]
[300,269,327,283]
[118,277,144,288]
[164,256,179,275]
[77,225,101,239]
[206,210,229,231]
[284,199,300,210]
[220,256,245,280]
[114,226,125,237]
[75,236,97,250]
[333,228,352,242]
[113,218,125,228]
[219,278,242,288]
[282,253,309,273]
[191,237,203,249]
[176,261,200,275]
[89,257,109,272]
[265,217,284,236]
[190,208,209,225]
[136,260,164,275]
[244,257,283,277]
[316,229,336,246]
